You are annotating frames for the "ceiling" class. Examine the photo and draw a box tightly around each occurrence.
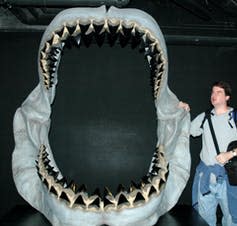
[0,0,237,45]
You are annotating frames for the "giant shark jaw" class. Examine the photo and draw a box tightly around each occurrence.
[12,5,191,226]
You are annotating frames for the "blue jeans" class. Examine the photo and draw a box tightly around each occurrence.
[197,175,237,226]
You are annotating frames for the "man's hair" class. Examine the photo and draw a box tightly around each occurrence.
[212,81,232,97]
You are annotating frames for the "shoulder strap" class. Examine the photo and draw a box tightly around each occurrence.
[200,109,211,129]
[206,112,221,155]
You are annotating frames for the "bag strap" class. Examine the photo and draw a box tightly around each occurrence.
[232,108,237,127]
[206,111,221,155]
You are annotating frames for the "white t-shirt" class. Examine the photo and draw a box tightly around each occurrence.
[190,108,237,165]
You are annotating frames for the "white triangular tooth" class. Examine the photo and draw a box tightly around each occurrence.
[85,20,95,35]
[117,21,124,35]
[44,42,51,53]
[102,19,109,33]
[40,51,47,60]
[40,59,48,72]
[45,175,55,190]
[140,184,153,201]
[52,33,61,45]
[151,175,161,187]
[146,31,156,43]
[115,192,130,209]
[53,183,63,199]
[72,23,81,36]
[61,26,70,40]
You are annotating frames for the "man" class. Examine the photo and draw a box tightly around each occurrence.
[179,81,237,226]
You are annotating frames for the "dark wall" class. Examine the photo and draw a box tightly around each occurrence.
[1,30,237,218]
[0,32,40,217]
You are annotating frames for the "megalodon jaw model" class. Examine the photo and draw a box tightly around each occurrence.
[12,5,191,226]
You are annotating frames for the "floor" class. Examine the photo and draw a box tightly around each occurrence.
[0,204,208,226]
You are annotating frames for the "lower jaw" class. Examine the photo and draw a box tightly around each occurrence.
[37,144,169,212]
[44,190,163,226]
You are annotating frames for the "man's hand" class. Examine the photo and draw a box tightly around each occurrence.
[216,152,234,164]
[178,101,190,112]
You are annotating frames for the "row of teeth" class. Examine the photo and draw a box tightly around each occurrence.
[36,145,168,212]
[39,19,166,98]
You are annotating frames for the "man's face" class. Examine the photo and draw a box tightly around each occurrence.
[211,86,230,107]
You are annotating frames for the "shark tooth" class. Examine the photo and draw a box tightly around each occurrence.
[67,180,79,193]
[104,186,114,199]
[85,21,95,35]
[71,34,81,47]
[133,191,146,205]
[59,191,70,203]
[88,196,101,209]
[103,187,116,210]
[61,26,70,40]
[151,175,161,189]
[116,192,130,208]
[72,23,81,36]
[50,185,59,197]
[141,175,151,185]
[56,177,68,188]
[51,33,61,46]
[148,185,158,197]
[41,42,51,53]
[74,194,87,208]
[48,170,59,179]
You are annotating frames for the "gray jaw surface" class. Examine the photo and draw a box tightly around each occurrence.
[12,5,191,226]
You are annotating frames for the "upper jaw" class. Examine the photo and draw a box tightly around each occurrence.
[40,5,167,56]
[38,6,167,100]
